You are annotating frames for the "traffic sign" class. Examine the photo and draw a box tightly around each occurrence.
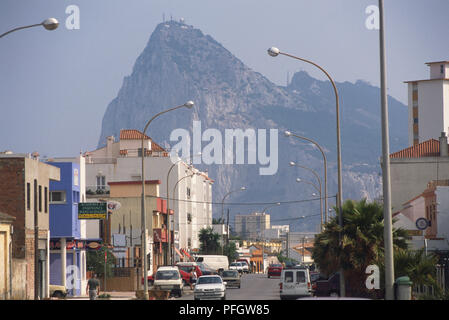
[416,218,429,230]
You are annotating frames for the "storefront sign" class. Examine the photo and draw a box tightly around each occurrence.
[78,202,107,219]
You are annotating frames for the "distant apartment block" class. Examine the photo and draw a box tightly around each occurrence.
[405,61,449,146]
[234,212,270,240]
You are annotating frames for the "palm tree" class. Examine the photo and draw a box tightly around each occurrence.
[312,199,409,297]
[199,227,221,254]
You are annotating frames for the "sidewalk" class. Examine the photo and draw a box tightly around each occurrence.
[66,291,137,300]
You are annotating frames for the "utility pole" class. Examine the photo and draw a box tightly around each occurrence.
[34,179,39,300]
[379,0,395,300]
[226,209,230,247]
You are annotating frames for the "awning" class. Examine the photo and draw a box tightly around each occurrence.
[175,247,184,259]
[181,248,193,261]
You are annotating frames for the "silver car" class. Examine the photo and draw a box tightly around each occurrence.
[194,275,227,300]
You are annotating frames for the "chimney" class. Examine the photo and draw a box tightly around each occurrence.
[439,132,448,157]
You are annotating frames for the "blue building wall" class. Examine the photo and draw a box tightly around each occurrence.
[49,162,83,296]
[50,162,81,239]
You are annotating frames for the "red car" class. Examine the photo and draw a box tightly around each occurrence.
[176,263,203,277]
[267,264,283,278]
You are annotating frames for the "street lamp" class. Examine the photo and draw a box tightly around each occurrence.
[270,47,344,296]
[290,161,324,230]
[284,132,328,223]
[166,152,202,267]
[261,202,281,214]
[140,101,194,300]
[221,187,246,253]
[0,18,59,38]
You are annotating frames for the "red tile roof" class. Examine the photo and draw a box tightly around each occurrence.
[390,139,443,159]
[120,129,150,140]
[119,129,166,152]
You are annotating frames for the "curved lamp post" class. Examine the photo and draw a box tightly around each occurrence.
[0,18,59,38]
[290,161,324,230]
[140,101,194,300]
[221,187,246,253]
[261,202,281,215]
[295,177,323,231]
[269,47,344,297]
[284,131,328,224]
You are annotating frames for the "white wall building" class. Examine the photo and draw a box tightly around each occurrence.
[406,61,449,146]
[234,212,270,240]
[84,130,213,252]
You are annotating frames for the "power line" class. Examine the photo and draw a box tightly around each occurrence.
[141,193,336,206]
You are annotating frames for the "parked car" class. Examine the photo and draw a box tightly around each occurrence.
[196,262,219,275]
[195,255,229,273]
[315,272,341,297]
[237,259,250,273]
[267,264,283,278]
[176,262,204,277]
[49,284,67,298]
[221,270,241,288]
[229,262,244,274]
[279,266,312,300]
[309,271,322,293]
[153,266,184,297]
[194,275,227,300]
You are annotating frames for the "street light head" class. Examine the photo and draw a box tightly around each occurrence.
[296,178,301,183]
[289,161,296,166]
[240,186,246,191]
[276,202,281,206]
[184,101,195,109]
[284,130,292,137]
[267,47,280,57]
[42,18,59,30]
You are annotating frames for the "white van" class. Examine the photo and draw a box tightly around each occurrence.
[279,267,312,300]
[195,255,229,273]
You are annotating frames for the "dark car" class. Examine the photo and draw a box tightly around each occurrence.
[267,264,283,278]
[197,262,218,275]
[315,272,341,297]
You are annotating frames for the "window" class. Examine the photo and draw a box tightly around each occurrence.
[50,191,66,203]
[187,213,192,224]
[27,183,31,210]
[96,175,106,190]
[441,64,444,74]
[284,271,294,283]
[39,185,42,212]
[187,187,191,198]
[296,271,306,283]
[413,118,418,124]
[44,187,48,213]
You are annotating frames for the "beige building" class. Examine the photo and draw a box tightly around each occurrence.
[107,179,170,274]
[389,133,449,213]
[0,212,15,299]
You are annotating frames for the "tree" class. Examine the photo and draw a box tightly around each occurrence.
[223,242,238,263]
[312,199,409,297]
[199,227,221,254]
[86,246,115,278]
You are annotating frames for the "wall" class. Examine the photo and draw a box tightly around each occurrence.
[418,81,445,143]
[390,157,449,212]
[0,223,11,299]
[10,259,26,299]
[436,186,449,241]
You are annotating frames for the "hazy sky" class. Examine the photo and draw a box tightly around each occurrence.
[1,0,448,157]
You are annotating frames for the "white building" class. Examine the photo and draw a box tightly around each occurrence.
[263,225,289,240]
[406,61,449,146]
[84,130,213,252]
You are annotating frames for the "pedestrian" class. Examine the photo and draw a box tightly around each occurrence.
[189,268,197,290]
[86,273,100,300]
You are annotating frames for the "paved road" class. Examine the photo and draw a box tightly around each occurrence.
[176,273,281,300]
